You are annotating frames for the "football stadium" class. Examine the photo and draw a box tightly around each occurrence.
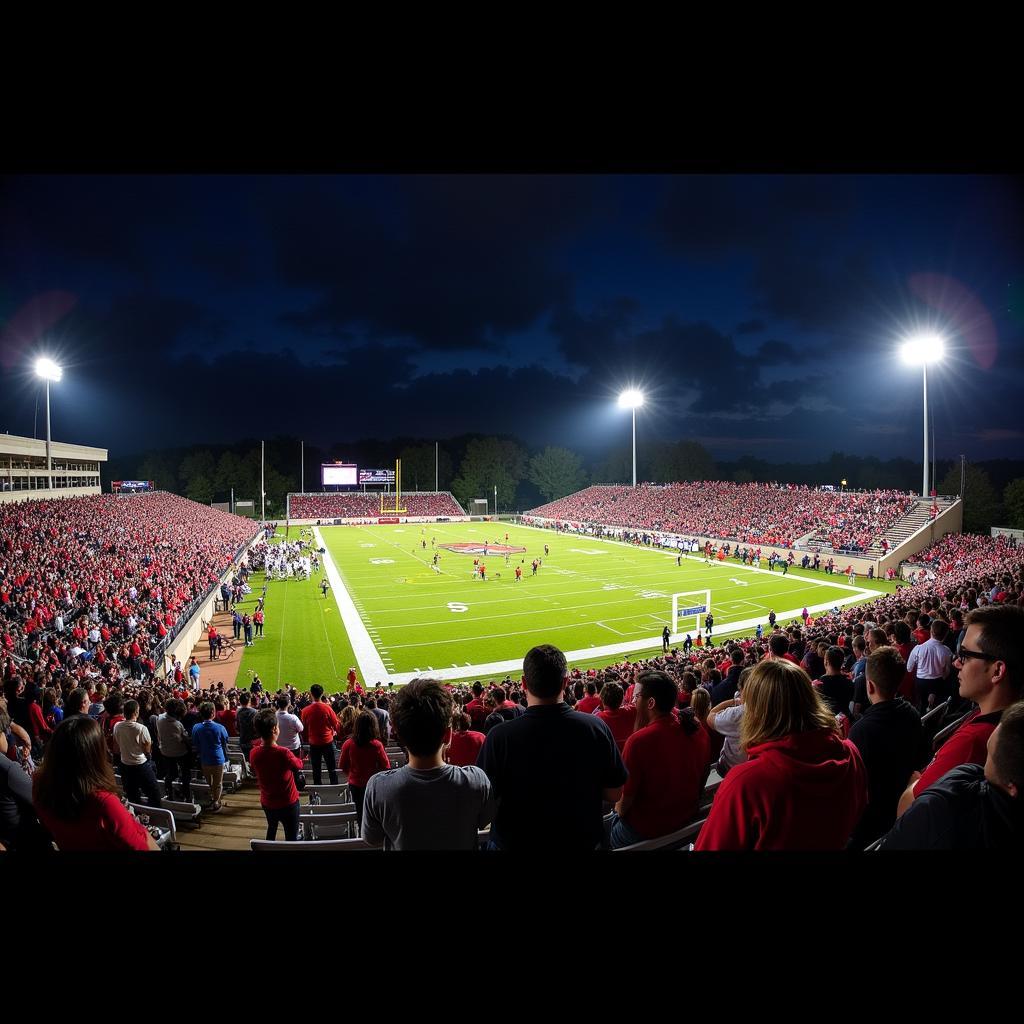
[2,173,1022,855]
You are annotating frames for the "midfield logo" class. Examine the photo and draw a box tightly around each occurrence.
[438,542,527,556]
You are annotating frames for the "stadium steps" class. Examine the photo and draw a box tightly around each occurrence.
[869,497,958,556]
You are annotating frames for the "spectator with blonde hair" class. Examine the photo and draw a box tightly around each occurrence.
[695,659,867,850]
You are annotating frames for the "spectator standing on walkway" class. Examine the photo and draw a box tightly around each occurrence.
[250,709,303,842]
[113,699,163,807]
[191,702,230,812]
[339,711,391,829]
[300,684,340,785]
[157,699,192,801]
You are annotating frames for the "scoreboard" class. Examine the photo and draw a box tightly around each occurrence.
[321,464,358,487]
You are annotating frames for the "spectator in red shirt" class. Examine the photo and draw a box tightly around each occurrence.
[32,716,158,851]
[464,682,488,732]
[300,683,340,785]
[250,709,304,842]
[576,681,602,715]
[339,710,390,830]
[695,659,867,850]
[446,712,486,767]
[610,670,710,847]
[897,604,1024,817]
[214,696,238,737]
[595,682,636,752]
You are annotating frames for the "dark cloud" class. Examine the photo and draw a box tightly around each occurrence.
[1,174,1018,464]
[754,340,808,365]
[735,319,765,334]
[267,176,599,351]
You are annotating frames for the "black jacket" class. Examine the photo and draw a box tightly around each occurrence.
[878,765,1024,850]
[848,697,922,848]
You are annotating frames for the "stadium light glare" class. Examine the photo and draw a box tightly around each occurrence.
[900,333,945,365]
[617,389,644,486]
[34,357,63,491]
[899,333,946,498]
[34,357,63,382]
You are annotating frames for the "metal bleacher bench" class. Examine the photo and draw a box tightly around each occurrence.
[251,837,376,851]
[127,802,179,850]
[115,773,202,827]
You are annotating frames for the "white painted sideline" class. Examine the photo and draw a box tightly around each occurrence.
[314,527,389,685]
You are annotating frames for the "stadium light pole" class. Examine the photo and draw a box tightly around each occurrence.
[34,358,63,491]
[900,333,945,498]
[618,389,644,487]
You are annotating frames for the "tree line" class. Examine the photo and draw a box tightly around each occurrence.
[103,437,1024,533]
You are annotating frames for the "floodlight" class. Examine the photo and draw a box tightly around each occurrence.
[35,357,63,382]
[618,389,644,409]
[900,334,945,365]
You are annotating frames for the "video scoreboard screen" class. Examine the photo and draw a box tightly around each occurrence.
[358,468,396,485]
[112,480,154,494]
[321,464,358,487]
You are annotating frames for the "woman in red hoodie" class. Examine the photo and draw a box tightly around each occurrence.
[695,659,867,850]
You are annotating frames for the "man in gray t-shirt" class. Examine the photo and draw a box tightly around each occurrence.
[362,679,494,850]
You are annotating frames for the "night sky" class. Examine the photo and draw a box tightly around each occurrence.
[1,174,1021,464]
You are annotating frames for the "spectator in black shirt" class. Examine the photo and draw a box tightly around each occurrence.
[236,691,258,762]
[477,644,626,852]
[878,700,1024,850]
[816,646,854,717]
[848,646,922,849]
[711,650,745,705]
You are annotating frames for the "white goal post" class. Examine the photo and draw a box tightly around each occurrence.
[671,589,712,634]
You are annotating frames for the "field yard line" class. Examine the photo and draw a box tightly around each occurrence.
[315,527,390,685]
[384,590,874,684]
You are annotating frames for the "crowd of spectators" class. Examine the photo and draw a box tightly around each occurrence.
[2,482,1022,852]
[526,482,916,551]
[288,492,465,520]
[910,531,1019,576]
[0,491,259,707]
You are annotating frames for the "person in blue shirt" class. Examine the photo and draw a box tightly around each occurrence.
[191,702,230,812]
[188,658,201,691]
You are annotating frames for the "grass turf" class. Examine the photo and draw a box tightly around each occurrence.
[301,522,901,687]
[230,556,360,692]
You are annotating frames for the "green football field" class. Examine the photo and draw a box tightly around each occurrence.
[230,522,897,691]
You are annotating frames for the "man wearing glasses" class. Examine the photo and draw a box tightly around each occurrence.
[896,605,1024,819]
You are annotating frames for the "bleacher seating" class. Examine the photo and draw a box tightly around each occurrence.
[288,492,465,519]
[526,482,917,551]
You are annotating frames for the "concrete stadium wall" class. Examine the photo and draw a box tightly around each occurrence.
[0,485,101,504]
[877,500,963,578]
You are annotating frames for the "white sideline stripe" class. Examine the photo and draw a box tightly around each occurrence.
[314,527,390,684]
[384,591,873,684]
